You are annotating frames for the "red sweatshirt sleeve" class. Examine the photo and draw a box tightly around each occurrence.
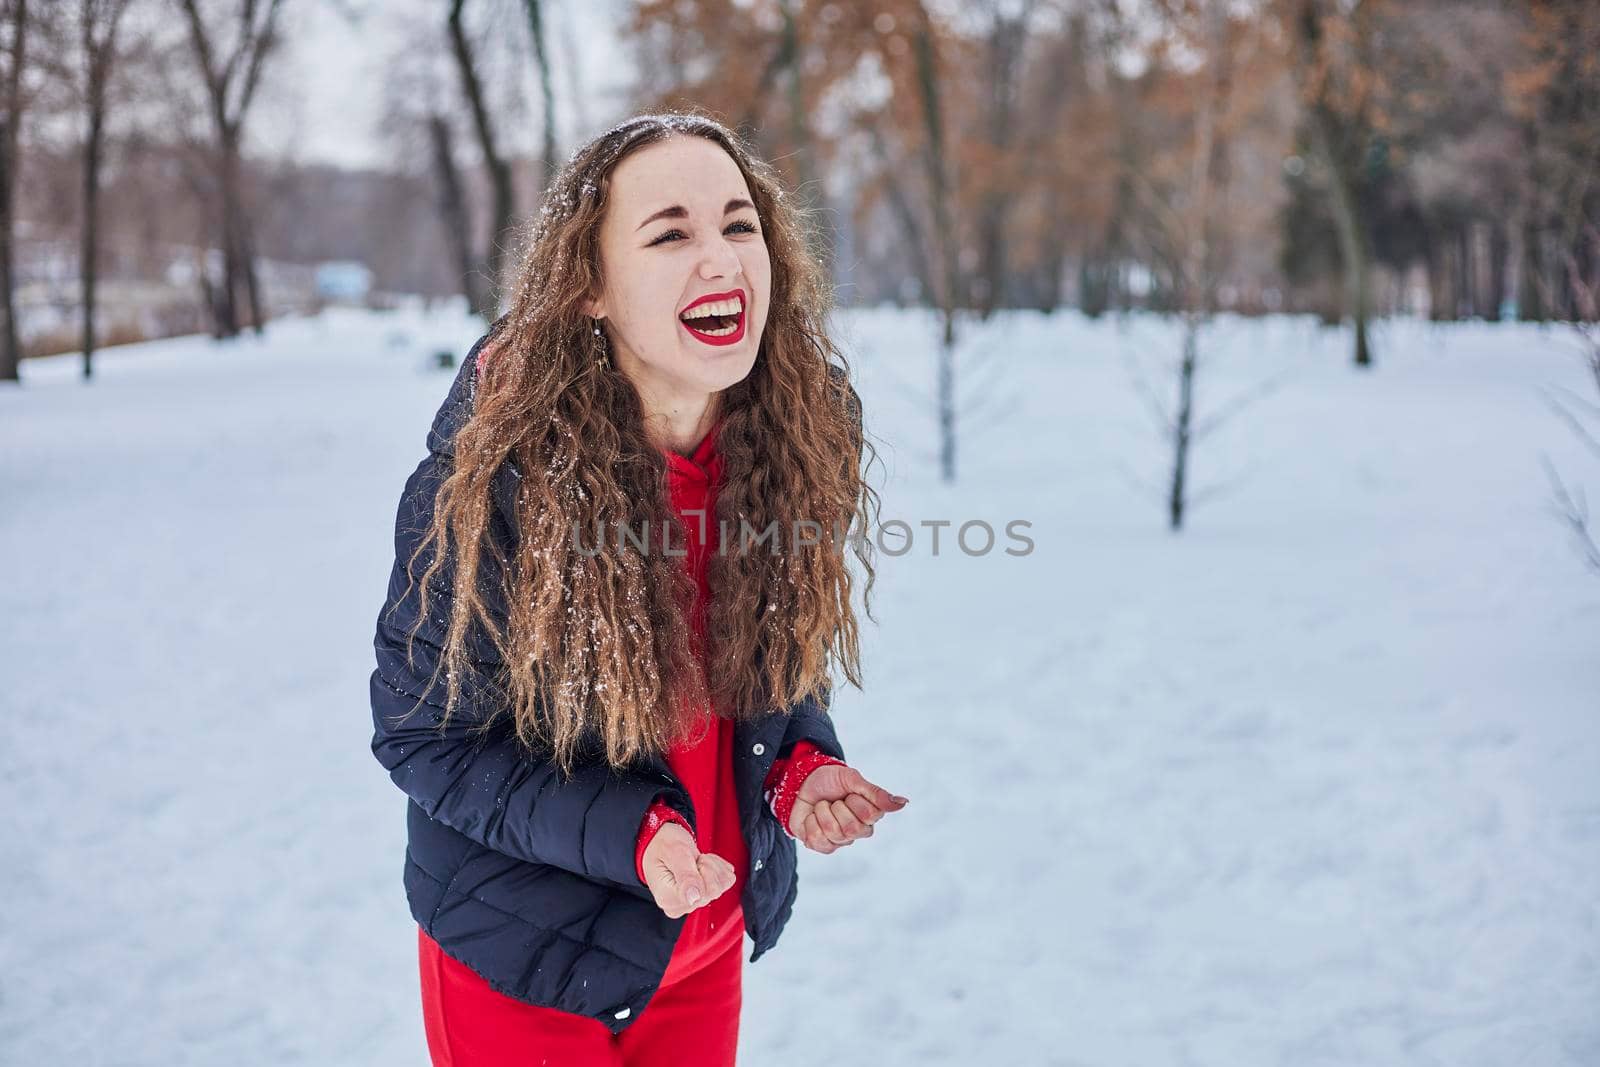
[635,798,694,884]
[762,740,846,840]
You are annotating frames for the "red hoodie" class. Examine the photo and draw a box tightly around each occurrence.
[637,417,843,983]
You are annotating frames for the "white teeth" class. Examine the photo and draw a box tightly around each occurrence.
[680,297,742,320]
[691,321,738,337]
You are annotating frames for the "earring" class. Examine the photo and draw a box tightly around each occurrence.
[591,319,610,370]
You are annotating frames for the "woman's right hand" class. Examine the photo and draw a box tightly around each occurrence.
[641,822,736,918]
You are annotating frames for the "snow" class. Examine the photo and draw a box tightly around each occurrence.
[2,303,1596,1065]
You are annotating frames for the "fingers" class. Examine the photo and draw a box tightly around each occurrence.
[787,797,812,841]
[665,845,707,917]
[843,767,909,814]
[696,852,736,901]
[842,792,880,827]
[800,800,867,851]
[645,830,737,919]
[794,772,911,854]
[800,813,839,854]
[812,795,853,846]
[827,798,871,842]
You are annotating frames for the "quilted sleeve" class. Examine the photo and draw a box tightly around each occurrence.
[777,686,846,765]
[370,367,691,899]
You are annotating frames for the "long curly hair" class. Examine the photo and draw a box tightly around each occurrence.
[403,112,881,775]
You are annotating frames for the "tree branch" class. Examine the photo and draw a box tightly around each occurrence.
[1191,370,1293,444]
[1540,453,1600,574]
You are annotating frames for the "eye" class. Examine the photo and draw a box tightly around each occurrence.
[648,219,761,247]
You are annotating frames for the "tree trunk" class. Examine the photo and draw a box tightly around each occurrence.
[1487,219,1508,321]
[197,244,224,339]
[179,0,283,338]
[0,116,18,382]
[1294,0,1373,367]
[522,0,558,188]
[975,3,1031,318]
[778,0,829,274]
[1518,221,1545,321]
[80,0,134,375]
[449,0,515,320]
[938,307,956,484]
[1428,233,1452,322]
[1036,221,1068,313]
[1569,229,1596,322]
[429,114,488,315]
[736,27,791,147]
[738,1,829,273]
[236,200,264,334]
[0,0,26,383]
[1169,314,1198,531]
[212,131,264,336]
[914,17,959,484]
[1168,0,1231,532]
[1313,111,1372,363]
[81,102,103,379]
[865,118,935,315]
[216,134,246,337]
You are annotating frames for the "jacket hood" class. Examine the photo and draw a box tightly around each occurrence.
[425,325,504,459]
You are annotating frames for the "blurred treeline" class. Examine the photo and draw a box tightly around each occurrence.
[613,0,1599,348]
[1,0,1596,382]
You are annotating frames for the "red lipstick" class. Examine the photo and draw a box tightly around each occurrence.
[678,288,747,347]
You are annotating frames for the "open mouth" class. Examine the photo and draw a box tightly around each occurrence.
[678,290,747,346]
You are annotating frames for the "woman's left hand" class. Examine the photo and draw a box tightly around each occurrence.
[789,765,908,853]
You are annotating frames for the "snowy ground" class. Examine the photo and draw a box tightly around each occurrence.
[2,303,1596,1066]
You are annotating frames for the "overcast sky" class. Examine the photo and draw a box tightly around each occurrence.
[261,0,632,171]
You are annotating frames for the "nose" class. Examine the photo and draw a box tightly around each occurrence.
[698,233,742,281]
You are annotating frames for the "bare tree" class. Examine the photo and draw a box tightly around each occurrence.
[1118,0,1287,530]
[447,0,514,322]
[736,0,825,262]
[910,6,963,484]
[0,0,28,382]
[140,23,234,336]
[522,0,556,189]
[1539,224,1600,573]
[621,0,883,279]
[1278,0,1391,368]
[828,1,999,483]
[177,0,285,338]
[1163,0,1233,530]
[375,1,480,316]
[824,1,972,483]
[972,0,1039,318]
[1508,1,1600,325]
[428,113,477,311]
[77,0,135,380]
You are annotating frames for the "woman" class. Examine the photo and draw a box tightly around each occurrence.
[370,112,908,1066]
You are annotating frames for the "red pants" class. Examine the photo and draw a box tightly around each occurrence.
[417,926,743,1066]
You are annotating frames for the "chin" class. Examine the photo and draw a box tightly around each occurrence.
[700,356,757,396]
[694,339,760,388]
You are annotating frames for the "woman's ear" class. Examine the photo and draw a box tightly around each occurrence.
[581,293,605,319]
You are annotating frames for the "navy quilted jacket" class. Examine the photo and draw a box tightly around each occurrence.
[369,332,846,1034]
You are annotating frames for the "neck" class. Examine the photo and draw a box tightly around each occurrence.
[640,386,719,457]
[617,347,720,456]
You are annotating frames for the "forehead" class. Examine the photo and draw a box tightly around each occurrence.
[606,135,753,219]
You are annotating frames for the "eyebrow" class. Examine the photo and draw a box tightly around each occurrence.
[635,198,757,232]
